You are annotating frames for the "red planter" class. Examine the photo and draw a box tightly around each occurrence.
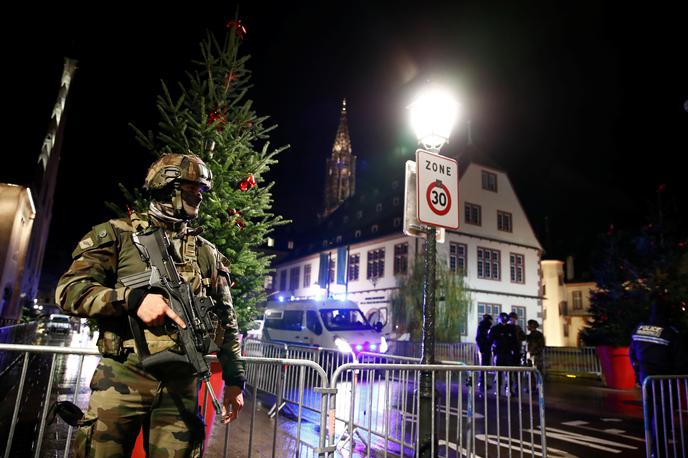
[597,345,636,389]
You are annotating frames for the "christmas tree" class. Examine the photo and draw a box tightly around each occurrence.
[581,204,688,346]
[119,19,288,331]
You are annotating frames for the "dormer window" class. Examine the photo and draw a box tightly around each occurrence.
[481,170,498,192]
[376,203,383,213]
[371,224,379,233]
[355,230,362,238]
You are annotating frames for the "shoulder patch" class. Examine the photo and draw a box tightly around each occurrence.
[71,222,117,259]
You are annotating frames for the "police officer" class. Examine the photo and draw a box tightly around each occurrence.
[56,153,245,457]
[488,312,519,394]
[630,295,687,383]
[629,291,687,458]
[475,314,493,392]
[509,312,526,365]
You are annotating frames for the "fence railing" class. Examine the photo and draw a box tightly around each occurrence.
[327,363,547,457]
[641,375,687,458]
[542,346,601,378]
[3,340,551,457]
[386,340,602,379]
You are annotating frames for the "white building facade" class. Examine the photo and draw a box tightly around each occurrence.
[272,162,544,343]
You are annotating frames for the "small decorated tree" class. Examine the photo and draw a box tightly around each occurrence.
[113,19,288,331]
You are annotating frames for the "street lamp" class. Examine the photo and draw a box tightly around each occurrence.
[409,83,460,456]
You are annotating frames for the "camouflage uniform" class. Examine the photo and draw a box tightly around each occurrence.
[56,211,245,457]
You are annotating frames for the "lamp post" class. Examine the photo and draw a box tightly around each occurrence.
[409,84,460,456]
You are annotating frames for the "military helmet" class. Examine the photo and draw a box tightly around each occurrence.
[143,153,213,192]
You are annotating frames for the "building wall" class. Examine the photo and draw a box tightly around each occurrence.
[0,184,36,324]
[541,260,595,347]
[273,163,544,343]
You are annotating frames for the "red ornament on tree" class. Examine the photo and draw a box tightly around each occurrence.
[208,110,226,131]
[226,20,247,39]
[239,174,256,191]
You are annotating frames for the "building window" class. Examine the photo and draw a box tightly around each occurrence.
[354,230,362,238]
[542,284,546,296]
[477,303,502,324]
[343,216,349,224]
[392,180,399,189]
[329,258,335,284]
[371,224,379,234]
[510,253,525,283]
[511,305,526,330]
[449,242,467,274]
[289,267,299,291]
[287,240,294,250]
[392,197,400,206]
[481,170,497,192]
[394,243,408,275]
[279,270,287,291]
[497,211,512,232]
[356,210,363,219]
[348,253,360,281]
[367,248,385,280]
[464,202,481,226]
[572,290,583,310]
[336,235,342,244]
[265,274,274,290]
[558,274,564,286]
[376,203,383,213]
[393,217,401,227]
[563,323,570,338]
[303,264,311,287]
[477,247,500,280]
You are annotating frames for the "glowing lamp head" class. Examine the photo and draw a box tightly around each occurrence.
[409,85,461,151]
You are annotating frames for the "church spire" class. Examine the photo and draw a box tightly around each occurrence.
[332,99,352,156]
[321,99,357,220]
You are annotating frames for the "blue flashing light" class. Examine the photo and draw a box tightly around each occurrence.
[355,344,363,352]
[370,343,378,351]
[278,296,285,303]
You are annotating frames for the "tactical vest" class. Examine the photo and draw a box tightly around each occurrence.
[96,213,217,357]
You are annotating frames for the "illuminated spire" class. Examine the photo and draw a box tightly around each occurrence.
[332,98,352,156]
[321,99,357,219]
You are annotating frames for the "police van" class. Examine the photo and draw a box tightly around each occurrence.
[261,299,388,354]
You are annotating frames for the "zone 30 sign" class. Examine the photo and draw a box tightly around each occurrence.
[416,149,459,229]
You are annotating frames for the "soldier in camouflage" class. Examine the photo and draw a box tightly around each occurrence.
[56,153,245,457]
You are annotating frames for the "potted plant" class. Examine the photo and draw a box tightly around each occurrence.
[581,219,688,389]
[580,230,650,389]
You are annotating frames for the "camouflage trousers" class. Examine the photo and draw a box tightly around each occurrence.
[74,352,204,458]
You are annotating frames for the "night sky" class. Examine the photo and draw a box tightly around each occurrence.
[4,2,687,287]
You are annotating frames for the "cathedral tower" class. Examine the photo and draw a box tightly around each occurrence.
[321,99,356,219]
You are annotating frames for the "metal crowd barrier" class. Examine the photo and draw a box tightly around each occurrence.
[542,346,601,379]
[388,340,478,364]
[216,355,331,457]
[242,339,355,417]
[641,375,687,458]
[327,363,547,457]
[0,342,332,458]
[0,343,100,458]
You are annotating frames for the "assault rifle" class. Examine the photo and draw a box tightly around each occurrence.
[120,227,222,413]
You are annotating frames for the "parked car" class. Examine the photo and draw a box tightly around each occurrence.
[46,314,71,334]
